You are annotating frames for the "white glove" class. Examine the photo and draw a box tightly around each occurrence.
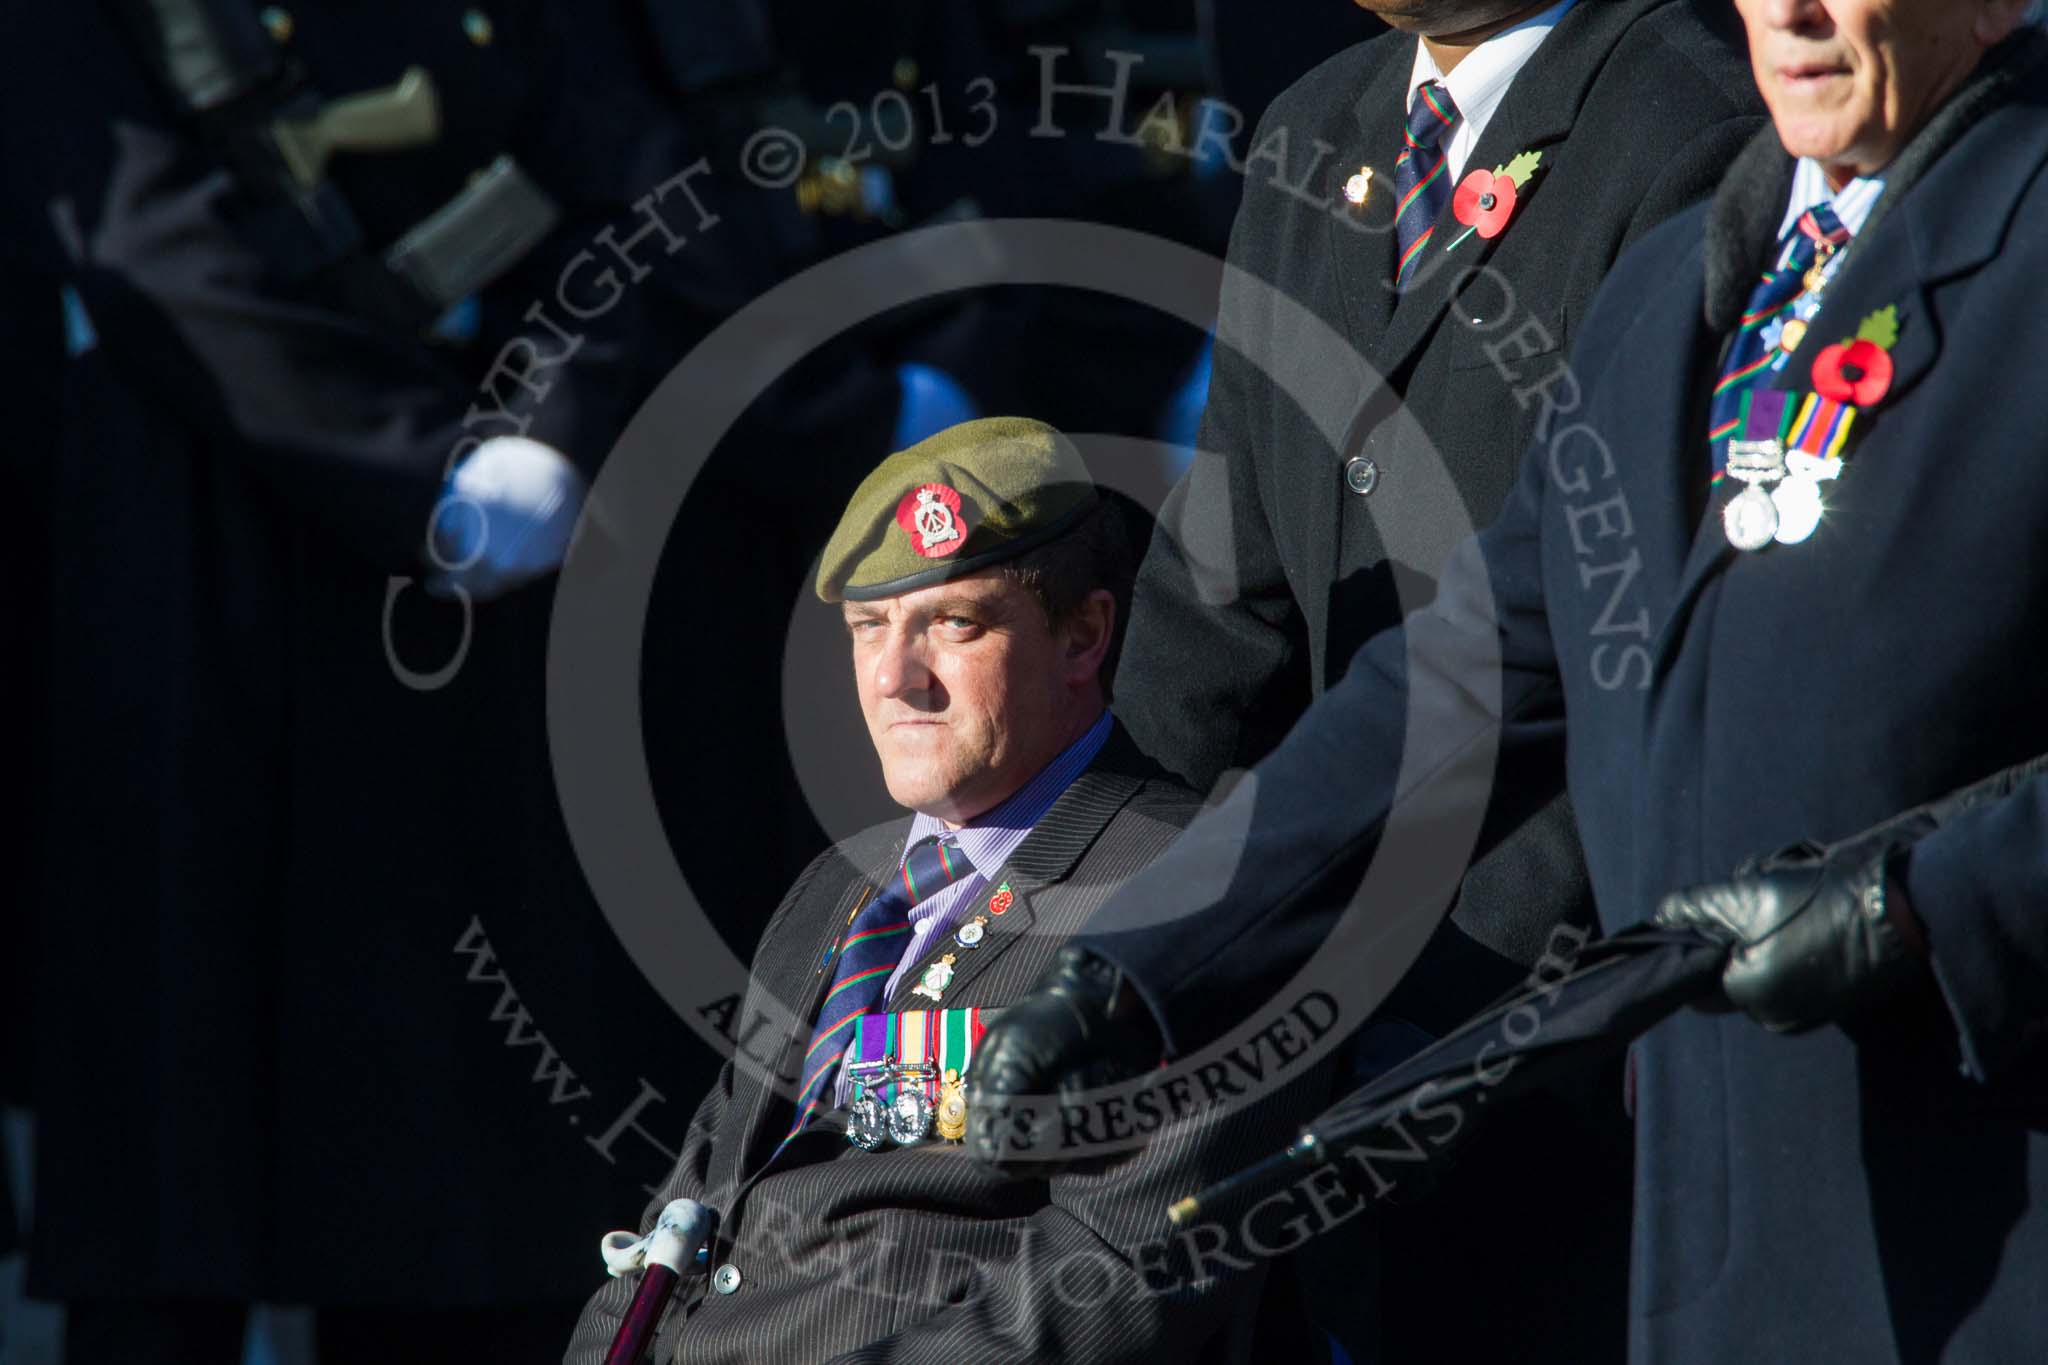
[426,435,587,600]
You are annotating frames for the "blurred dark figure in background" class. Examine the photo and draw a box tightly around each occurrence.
[1,248,65,1301]
[1198,0,1386,130]
[0,3,725,1360]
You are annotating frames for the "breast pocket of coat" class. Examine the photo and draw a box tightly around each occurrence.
[1444,302,1570,391]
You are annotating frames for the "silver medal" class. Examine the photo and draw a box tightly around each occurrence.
[886,1088,932,1145]
[1770,476,1824,545]
[1723,484,1779,552]
[1726,438,1788,486]
[846,1092,888,1150]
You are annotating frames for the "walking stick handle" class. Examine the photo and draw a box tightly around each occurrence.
[599,1198,715,1365]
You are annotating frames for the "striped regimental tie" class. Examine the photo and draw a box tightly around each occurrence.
[1706,202,1851,473]
[785,834,972,1143]
[1392,80,1461,291]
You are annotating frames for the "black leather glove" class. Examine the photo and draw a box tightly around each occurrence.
[965,945,1163,1166]
[1653,842,1929,1033]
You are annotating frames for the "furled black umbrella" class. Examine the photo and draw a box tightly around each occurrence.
[1168,746,2048,1223]
[1167,924,1729,1224]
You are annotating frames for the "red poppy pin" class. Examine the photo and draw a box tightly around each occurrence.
[895,482,969,558]
[1811,306,1900,408]
[1445,150,1544,253]
[988,883,1014,916]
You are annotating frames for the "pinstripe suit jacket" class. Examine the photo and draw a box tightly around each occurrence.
[565,726,1333,1364]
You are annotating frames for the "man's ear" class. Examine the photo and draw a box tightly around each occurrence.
[1061,589,1117,686]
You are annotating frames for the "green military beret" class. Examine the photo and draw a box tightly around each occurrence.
[815,416,1100,602]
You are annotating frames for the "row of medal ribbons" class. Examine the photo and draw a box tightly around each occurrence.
[845,1007,996,1149]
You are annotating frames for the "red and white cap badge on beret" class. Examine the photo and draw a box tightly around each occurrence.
[895,483,968,558]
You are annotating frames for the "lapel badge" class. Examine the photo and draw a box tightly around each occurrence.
[1342,166,1373,206]
[987,882,1014,916]
[895,483,968,558]
[955,915,988,948]
[1445,149,1543,254]
[912,953,958,1001]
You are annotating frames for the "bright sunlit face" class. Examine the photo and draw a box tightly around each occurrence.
[844,571,1110,825]
[1733,0,2030,179]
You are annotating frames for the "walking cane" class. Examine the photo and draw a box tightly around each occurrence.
[600,1198,716,1365]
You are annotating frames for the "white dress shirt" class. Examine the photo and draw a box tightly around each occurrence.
[1407,0,1577,182]
[1776,158,1887,263]
[1752,160,1888,356]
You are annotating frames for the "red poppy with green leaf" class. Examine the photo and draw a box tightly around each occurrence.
[1812,306,1900,407]
[1447,150,1544,251]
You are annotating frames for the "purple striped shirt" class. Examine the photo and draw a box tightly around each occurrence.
[833,709,1112,1103]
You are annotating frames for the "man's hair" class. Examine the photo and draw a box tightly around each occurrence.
[997,492,1141,700]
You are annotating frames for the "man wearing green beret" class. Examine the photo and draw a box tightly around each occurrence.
[566,417,1332,1365]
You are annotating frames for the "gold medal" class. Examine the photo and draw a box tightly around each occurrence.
[1779,317,1808,355]
[935,1068,967,1141]
[1802,241,1838,297]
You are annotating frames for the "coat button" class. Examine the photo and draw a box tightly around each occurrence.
[712,1262,743,1294]
[1344,457,1379,497]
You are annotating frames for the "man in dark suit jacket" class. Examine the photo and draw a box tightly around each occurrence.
[979,6,2048,1361]
[1121,0,1763,952]
[567,418,1329,1364]
[1113,3,1762,1355]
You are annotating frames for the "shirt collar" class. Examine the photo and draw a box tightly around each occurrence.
[1406,0,1576,146]
[903,710,1113,876]
[1778,157,1887,241]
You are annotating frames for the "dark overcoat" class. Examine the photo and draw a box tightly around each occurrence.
[1083,34,2048,1364]
[566,730,1335,1365]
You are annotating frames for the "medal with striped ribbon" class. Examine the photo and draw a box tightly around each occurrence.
[845,1008,992,1148]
